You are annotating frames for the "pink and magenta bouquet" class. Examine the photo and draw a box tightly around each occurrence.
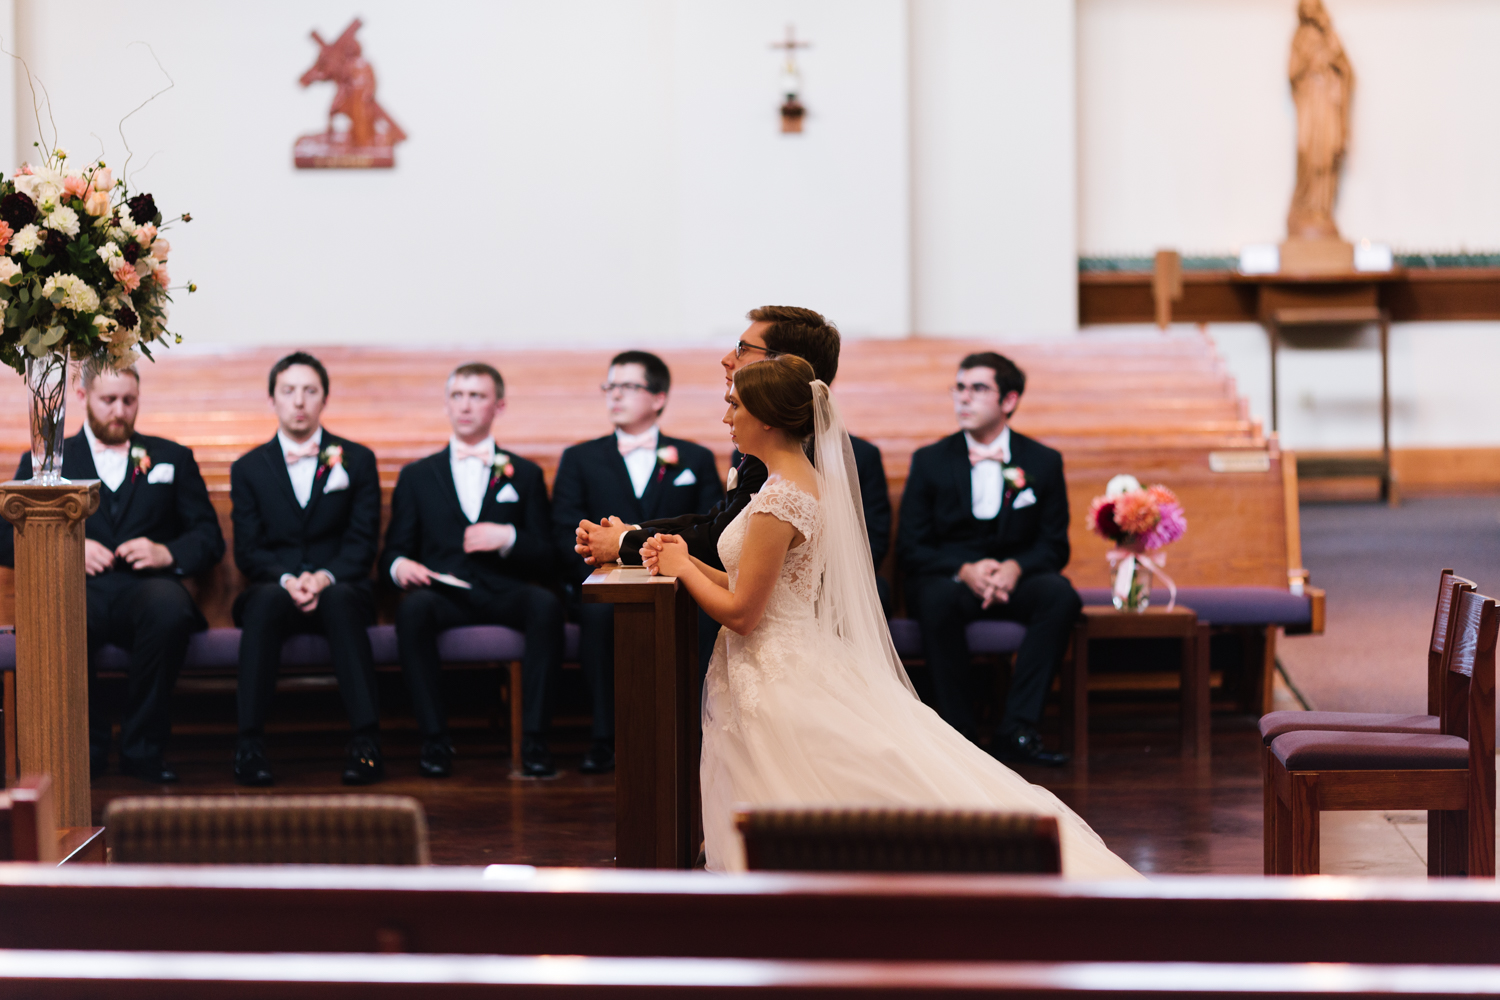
[1087,474,1187,553]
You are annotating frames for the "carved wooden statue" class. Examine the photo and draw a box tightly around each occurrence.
[294,19,407,169]
[1287,0,1353,241]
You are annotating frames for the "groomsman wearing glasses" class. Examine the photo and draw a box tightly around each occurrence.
[229,353,384,787]
[380,362,564,778]
[898,352,1080,767]
[552,351,721,773]
[0,364,224,784]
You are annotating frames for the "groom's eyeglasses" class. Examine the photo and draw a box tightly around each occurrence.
[734,341,781,360]
[950,382,998,399]
[600,382,652,395]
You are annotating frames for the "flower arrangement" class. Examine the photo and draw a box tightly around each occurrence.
[1086,474,1187,611]
[317,443,344,478]
[656,445,679,467]
[0,146,191,374]
[489,452,515,486]
[129,444,152,481]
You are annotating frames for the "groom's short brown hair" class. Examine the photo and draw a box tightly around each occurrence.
[748,305,840,385]
[448,361,505,398]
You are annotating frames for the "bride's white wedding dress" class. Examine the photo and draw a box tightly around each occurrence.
[698,385,1141,879]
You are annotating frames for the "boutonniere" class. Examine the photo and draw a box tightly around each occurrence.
[316,443,343,479]
[129,445,151,480]
[489,452,515,487]
[656,445,679,467]
[1002,465,1027,493]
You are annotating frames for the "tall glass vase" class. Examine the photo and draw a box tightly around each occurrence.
[25,350,69,485]
[1110,552,1151,613]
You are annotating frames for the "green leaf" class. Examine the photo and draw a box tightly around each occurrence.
[16,287,27,303]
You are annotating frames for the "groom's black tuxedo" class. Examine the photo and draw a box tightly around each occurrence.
[379,445,564,741]
[229,432,382,743]
[898,429,1080,739]
[553,431,722,740]
[0,431,224,764]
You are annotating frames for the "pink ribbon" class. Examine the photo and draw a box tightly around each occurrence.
[1106,548,1178,611]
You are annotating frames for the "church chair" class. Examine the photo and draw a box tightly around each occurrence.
[1266,588,1497,877]
[734,807,1060,874]
[105,794,429,865]
[1259,570,1473,874]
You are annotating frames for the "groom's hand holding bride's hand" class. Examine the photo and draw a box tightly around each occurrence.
[575,516,634,565]
[641,534,689,577]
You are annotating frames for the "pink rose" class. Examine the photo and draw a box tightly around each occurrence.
[83,189,111,217]
[656,445,679,466]
[0,221,14,250]
[62,176,88,199]
[152,266,170,288]
[150,238,170,261]
[92,168,112,191]
[113,261,141,292]
[135,223,157,247]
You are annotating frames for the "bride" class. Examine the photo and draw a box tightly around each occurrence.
[644,356,1140,878]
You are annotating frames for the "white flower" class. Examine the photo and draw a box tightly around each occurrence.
[91,314,118,339]
[1105,474,1142,498]
[117,213,138,236]
[15,166,64,210]
[10,224,39,254]
[41,273,100,313]
[96,241,122,264]
[0,258,20,284]
[44,206,79,237]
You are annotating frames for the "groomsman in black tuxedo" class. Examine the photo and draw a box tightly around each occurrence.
[575,306,892,615]
[898,352,1079,766]
[229,353,383,787]
[0,364,224,783]
[552,351,722,773]
[380,362,564,778]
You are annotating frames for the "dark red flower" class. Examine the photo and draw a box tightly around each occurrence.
[0,192,36,230]
[114,306,138,330]
[122,241,140,264]
[127,193,157,226]
[41,228,66,257]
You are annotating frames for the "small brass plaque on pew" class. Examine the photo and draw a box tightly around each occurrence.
[1209,450,1271,473]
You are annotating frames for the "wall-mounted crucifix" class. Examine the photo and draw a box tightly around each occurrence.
[770,24,811,134]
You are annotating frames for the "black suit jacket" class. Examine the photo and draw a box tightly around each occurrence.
[897,430,1070,579]
[0,431,225,595]
[378,445,554,592]
[229,431,381,591]
[552,432,722,584]
[619,434,890,572]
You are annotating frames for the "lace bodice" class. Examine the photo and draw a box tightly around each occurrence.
[717,477,823,623]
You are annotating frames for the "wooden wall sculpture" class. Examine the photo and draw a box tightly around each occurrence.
[294,19,407,170]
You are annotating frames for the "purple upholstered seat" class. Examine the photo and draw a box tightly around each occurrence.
[1078,586,1312,627]
[369,625,399,665]
[889,618,923,659]
[1258,710,1438,745]
[0,632,12,670]
[1270,729,1469,771]
[564,622,581,662]
[435,625,526,663]
[965,621,1027,654]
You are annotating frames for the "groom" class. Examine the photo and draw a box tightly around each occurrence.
[574,306,893,626]
[898,351,1080,766]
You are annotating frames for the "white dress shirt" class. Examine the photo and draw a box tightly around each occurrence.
[616,425,660,499]
[83,422,129,492]
[278,427,322,509]
[965,427,1011,521]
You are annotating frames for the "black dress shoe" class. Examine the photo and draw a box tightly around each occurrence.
[233,742,273,787]
[992,726,1071,768]
[419,739,453,778]
[520,736,558,779]
[342,737,384,786]
[579,740,615,775]
[124,755,179,784]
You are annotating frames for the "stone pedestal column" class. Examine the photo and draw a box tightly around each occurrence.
[0,481,100,828]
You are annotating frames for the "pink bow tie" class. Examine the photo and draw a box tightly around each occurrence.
[452,442,491,463]
[968,442,1008,467]
[93,440,129,456]
[283,440,320,464]
[617,431,656,456]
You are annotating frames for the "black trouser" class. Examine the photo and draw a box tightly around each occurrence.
[577,601,614,741]
[235,581,379,742]
[395,582,565,740]
[86,575,202,762]
[908,571,1081,738]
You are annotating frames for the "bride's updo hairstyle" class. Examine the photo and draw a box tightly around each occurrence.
[735,355,817,439]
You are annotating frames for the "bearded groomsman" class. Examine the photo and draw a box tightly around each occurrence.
[552,351,721,774]
[380,362,564,779]
[898,351,1080,767]
[0,364,224,783]
[229,353,383,787]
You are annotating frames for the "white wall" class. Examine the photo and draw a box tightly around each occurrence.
[911,0,1077,336]
[1078,0,1500,449]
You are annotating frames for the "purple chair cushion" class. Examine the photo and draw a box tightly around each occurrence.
[1078,586,1312,627]
[1259,710,1438,745]
[965,621,1027,654]
[436,625,526,663]
[369,625,399,665]
[565,622,581,662]
[1271,730,1469,770]
[0,632,12,670]
[889,618,923,659]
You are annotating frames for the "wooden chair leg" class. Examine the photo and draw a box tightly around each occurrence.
[1274,777,1294,874]
[1289,772,1321,875]
[1262,744,1277,875]
[1438,809,1468,877]
[2,669,14,787]
[508,660,524,779]
[1428,810,1443,877]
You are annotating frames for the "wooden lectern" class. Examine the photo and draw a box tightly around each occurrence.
[582,564,699,868]
[0,481,100,829]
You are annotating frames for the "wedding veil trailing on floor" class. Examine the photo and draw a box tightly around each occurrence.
[809,380,919,698]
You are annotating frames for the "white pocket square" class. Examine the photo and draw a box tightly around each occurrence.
[323,464,350,493]
[146,463,175,485]
[725,467,738,491]
[495,483,521,503]
[672,468,697,487]
[1012,487,1037,509]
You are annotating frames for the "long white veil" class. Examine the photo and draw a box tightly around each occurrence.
[810,380,919,698]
